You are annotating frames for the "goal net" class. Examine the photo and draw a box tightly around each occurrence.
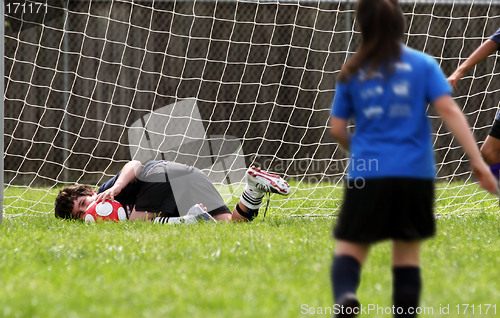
[4,0,500,218]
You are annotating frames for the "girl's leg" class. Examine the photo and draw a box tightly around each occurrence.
[392,240,422,318]
[331,241,370,303]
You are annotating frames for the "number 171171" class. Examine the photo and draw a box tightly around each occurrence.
[456,304,496,315]
[6,2,48,15]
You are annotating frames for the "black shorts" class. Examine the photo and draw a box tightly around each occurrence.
[488,119,500,140]
[135,161,231,217]
[333,178,435,243]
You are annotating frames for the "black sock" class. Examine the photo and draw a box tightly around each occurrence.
[331,255,361,302]
[235,204,259,221]
[393,266,421,318]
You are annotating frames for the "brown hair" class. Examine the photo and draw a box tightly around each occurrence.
[54,184,94,220]
[338,0,406,82]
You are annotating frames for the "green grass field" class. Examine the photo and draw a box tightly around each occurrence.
[1,183,499,317]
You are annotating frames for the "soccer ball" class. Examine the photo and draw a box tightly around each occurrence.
[84,200,127,223]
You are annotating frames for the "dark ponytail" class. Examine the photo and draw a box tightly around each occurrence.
[338,0,405,82]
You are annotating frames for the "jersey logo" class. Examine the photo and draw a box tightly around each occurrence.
[395,62,412,72]
[392,80,409,97]
[389,104,412,117]
[363,106,384,119]
[360,86,384,99]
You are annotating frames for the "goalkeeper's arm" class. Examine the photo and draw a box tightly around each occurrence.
[95,160,143,202]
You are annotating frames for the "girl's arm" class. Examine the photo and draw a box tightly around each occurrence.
[330,116,351,152]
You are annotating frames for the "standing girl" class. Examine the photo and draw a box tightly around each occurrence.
[329,0,497,317]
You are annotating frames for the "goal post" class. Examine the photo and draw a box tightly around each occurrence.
[3,0,500,218]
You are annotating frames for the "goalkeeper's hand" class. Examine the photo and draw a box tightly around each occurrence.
[95,185,122,202]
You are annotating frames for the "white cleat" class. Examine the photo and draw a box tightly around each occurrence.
[246,166,291,195]
[153,204,216,224]
[186,203,217,223]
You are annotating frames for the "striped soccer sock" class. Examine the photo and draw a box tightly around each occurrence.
[153,216,185,225]
[239,186,265,210]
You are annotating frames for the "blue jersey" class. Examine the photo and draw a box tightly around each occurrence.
[490,27,500,47]
[331,45,452,180]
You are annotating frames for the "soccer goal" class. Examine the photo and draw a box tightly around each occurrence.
[3,0,500,220]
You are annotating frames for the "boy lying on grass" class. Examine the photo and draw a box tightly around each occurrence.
[54,160,290,224]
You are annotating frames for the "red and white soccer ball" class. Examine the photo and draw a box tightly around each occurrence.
[84,200,127,223]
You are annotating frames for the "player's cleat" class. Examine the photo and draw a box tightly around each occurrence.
[186,203,217,223]
[153,204,216,224]
[246,166,291,195]
[334,293,360,318]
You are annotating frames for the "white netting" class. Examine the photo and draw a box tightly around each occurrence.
[4,0,500,217]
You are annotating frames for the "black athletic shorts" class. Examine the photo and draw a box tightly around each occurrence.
[135,161,231,217]
[489,119,500,140]
[333,178,435,243]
